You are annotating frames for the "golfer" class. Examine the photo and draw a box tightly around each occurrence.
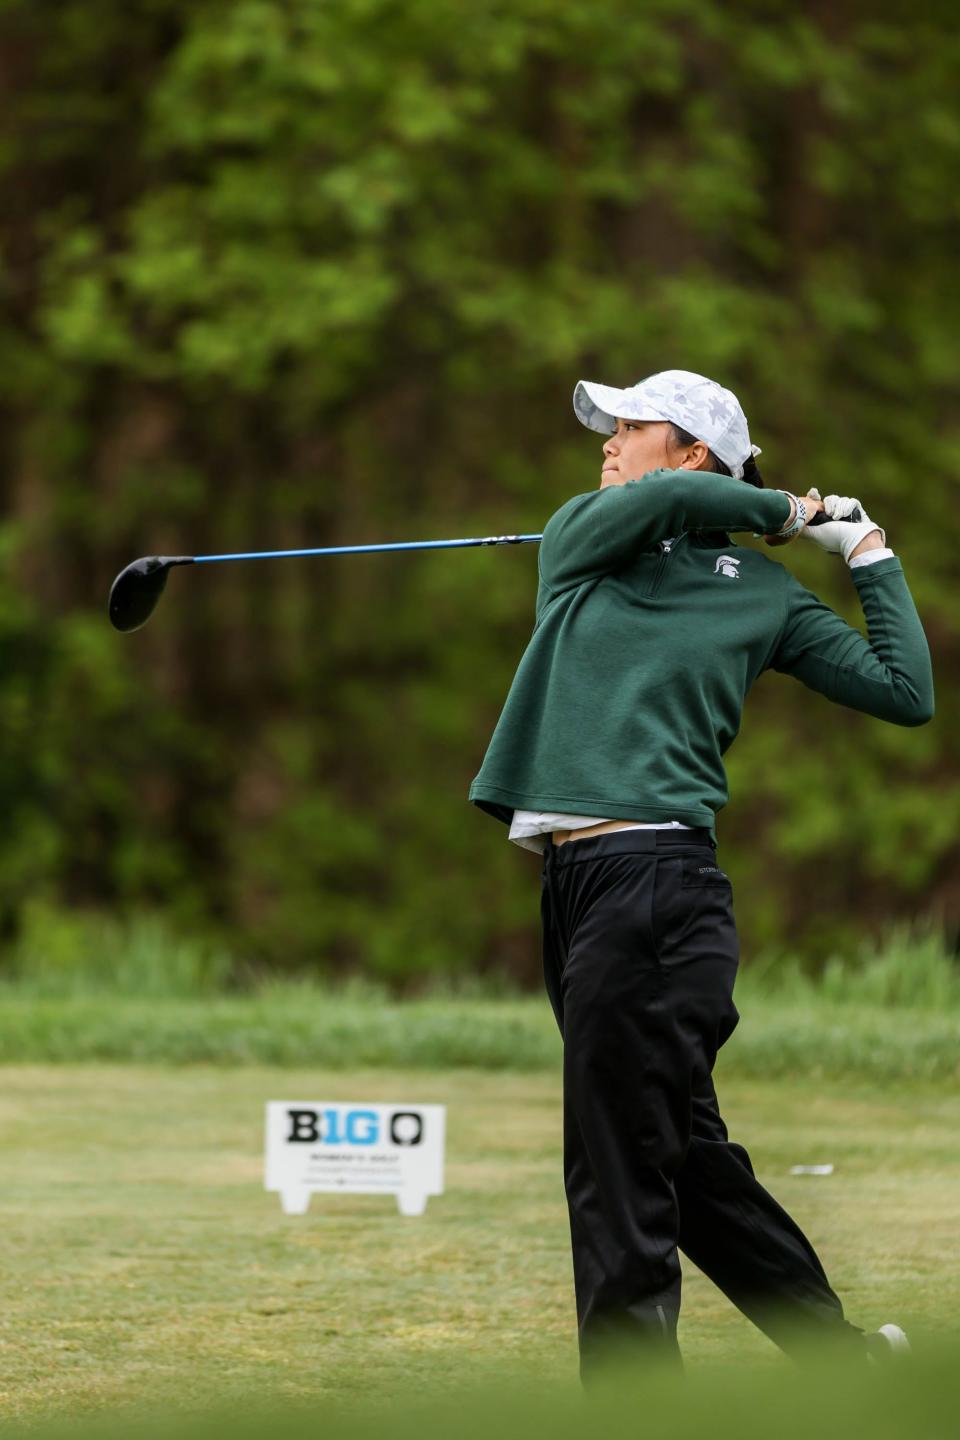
[468,369,933,1377]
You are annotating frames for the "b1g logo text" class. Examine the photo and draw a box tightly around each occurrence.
[285,1107,423,1147]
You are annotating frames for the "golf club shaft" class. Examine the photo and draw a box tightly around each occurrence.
[192,535,544,564]
[188,509,854,565]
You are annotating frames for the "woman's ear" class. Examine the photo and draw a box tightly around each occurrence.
[678,440,711,470]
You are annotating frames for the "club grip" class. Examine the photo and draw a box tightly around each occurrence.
[808,506,862,526]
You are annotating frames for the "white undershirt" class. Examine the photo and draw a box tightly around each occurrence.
[508,813,692,855]
[848,548,894,567]
[506,545,895,853]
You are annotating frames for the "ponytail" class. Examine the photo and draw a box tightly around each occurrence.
[741,454,764,488]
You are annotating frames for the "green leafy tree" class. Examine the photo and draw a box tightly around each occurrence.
[1,0,957,980]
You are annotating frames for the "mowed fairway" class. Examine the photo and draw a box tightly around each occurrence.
[0,1066,957,1425]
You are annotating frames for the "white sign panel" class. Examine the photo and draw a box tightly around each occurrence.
[265,1102,445,1216]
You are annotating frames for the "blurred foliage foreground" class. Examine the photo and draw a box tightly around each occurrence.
[1,0,958,981]
[2,1347,959,1440]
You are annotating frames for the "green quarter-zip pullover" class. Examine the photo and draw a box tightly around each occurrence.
[468,470,934,841]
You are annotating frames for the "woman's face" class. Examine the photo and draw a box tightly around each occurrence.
[600,419,708,489]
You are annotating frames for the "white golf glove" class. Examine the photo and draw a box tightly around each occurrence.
[801,488,886,563]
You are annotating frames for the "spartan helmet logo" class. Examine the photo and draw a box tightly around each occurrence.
[714,555,741,579]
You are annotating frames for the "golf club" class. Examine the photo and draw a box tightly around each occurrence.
[108,535,544,633]
[107,510,861,634]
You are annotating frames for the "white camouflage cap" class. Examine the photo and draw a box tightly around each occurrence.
[573,368,762,481]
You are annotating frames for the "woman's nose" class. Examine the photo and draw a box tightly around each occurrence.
[603,436,618,457]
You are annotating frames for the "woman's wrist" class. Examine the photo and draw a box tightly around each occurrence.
[774,491,806,539]
[848,530,886,562]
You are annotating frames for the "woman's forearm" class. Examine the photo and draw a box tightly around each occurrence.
[540,471,792,591]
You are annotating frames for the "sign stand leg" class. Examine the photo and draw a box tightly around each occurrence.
[397,1192,426,1216]
[281,1189,311,1215]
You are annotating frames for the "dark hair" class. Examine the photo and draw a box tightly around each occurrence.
[668,423,764,488]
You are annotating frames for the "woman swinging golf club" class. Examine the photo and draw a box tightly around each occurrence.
[469,368,933,1379]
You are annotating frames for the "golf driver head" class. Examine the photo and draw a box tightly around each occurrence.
[108,556,193,632]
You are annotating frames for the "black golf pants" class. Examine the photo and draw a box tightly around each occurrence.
[540,827,861,1376]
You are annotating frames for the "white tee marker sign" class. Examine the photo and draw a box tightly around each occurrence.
[265,1102,445,1216]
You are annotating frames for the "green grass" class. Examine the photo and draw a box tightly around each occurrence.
[1,913,957,1077]
[4,903,231,999]
[0,1067,957,1431]
[748,919,960,1009]
[0,979,958,1079]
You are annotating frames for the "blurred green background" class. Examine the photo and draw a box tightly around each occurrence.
[2,0,958,987]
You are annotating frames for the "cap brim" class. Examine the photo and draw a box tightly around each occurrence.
[573,380,670,435]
